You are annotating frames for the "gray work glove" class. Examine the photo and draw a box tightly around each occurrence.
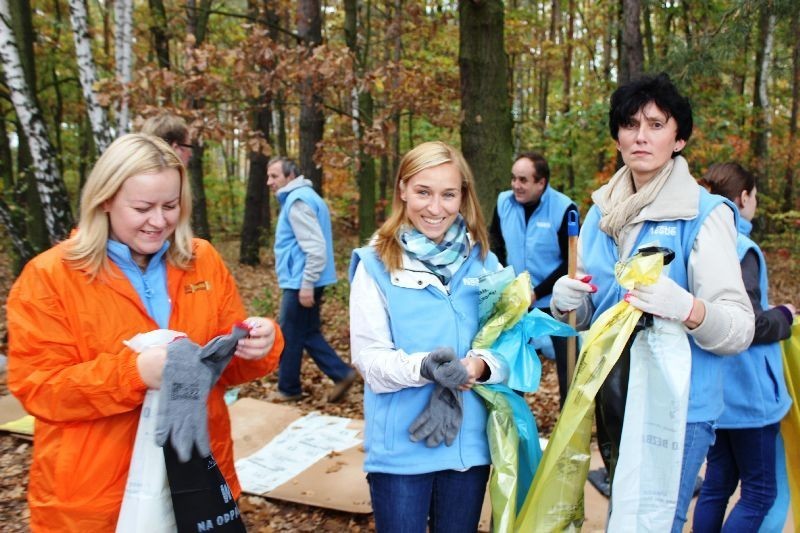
[200,324,251,385]
[408,384,463,447]
[155,337,213,462]
[419,347,469,389]
[155,325,250,462]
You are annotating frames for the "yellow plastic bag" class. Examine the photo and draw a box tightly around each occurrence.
[780,318,800,528]
[515,252,665,532]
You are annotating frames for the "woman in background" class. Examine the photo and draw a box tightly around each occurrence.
[693,162,795,531]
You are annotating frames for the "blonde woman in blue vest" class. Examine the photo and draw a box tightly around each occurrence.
[549,73,754,532]
[349,141,508,532]
[693,163,795,532]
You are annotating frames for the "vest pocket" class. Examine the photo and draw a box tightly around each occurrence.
[764,354,781,403]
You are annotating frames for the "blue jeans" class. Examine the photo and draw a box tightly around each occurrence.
[367,466,490,533]
[693,423,779,532]
[672,421,717,533]
[277,288,352,396]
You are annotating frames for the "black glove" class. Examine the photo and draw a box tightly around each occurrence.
[409,384,463,447]
[420,347,469,389]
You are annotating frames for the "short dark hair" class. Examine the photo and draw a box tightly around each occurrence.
[514,152,549,183]
[700,162,756,204]
[609,73,693,155]
[267,156,300,179]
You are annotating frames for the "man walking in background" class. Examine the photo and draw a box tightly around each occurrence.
[267,157,357,402]
[490,152,579,406]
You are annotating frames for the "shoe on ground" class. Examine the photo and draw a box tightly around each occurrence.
[329,371,358,403]
[587,467,611,499]
[272,391,304,403]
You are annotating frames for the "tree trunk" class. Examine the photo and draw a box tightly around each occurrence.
[750,4,775,184]
[562,0,575,190]
[459,0,513,221]
[114,0,134,133]
[345,0,376,242]
[297,0,324,194]
[185,0,213,240]
[620,0,644,84]
[0,101,13,190]
[0,0,74,243]
[148,0,170,69]
[0,198,36,265]
[66,0,113,152]
[783,4,799,211]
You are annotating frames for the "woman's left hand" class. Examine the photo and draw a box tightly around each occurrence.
[234,317,276,360]
[458,357,486,390]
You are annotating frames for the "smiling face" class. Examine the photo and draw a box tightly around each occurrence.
[104,168,182,267]
[400,162,463,243]
[616,102,686,188]
[510,157,546,205]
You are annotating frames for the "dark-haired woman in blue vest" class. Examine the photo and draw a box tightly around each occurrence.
[549,74,754,532]
[693,162,794,532]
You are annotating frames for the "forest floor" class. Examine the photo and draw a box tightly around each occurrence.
[0,227,798,531]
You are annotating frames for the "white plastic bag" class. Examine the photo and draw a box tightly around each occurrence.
[116,390,176,533]
[607,318,691,532]
[116,329,184,533]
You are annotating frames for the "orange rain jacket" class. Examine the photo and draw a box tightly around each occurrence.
[7,238,284,532]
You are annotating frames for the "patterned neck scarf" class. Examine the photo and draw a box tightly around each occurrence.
[399,215,469,285]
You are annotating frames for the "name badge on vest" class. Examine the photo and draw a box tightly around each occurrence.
[649,224,677,237]
[535,221,552,228]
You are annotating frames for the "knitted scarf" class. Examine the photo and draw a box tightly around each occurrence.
[598,157,676,243]
[400,215,469,285]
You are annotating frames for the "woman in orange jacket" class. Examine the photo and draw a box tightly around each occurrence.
[6,133,284,531]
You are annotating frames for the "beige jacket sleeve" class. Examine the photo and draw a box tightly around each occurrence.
[685,204,754,354]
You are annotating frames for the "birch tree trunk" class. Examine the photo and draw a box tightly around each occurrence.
[751,5,775,185]
[0,0,74,243]
[66,0,113,152]
[782,4,799,211]
[114,0,133,133]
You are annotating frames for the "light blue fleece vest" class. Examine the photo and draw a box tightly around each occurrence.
[107,239,171,329]
[717,218,791,428]
[581,187,736,423]
[349,245,499,474]
[497,186,574,309]
[274,184,337,289]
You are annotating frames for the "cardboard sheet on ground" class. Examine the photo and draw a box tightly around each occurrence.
[230,397,373,514]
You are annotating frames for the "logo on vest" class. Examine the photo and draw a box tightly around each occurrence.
[649,225,677,237]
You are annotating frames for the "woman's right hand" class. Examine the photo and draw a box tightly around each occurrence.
[552,274,597,312]
[136,345,167,389]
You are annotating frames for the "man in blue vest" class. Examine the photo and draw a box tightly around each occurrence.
[267,157,357,402]
[489,152,578,406]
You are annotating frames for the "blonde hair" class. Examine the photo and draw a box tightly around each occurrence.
[374,141,489,272]
[64,133,194,277]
